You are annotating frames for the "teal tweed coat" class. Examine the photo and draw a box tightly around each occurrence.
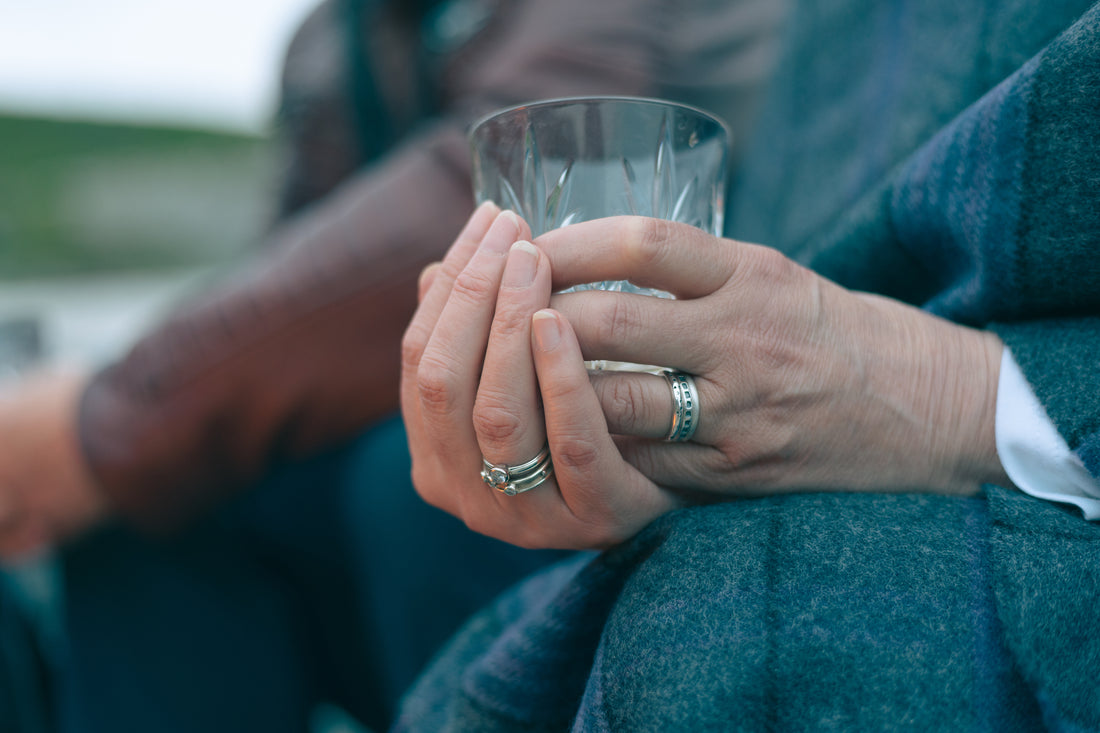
[394,1,1100,730]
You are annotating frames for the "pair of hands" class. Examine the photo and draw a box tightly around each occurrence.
[401,204,1009,550]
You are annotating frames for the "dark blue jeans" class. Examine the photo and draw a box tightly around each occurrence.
[55,416,567,733]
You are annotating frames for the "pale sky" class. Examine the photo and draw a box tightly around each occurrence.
[0,0,320,132]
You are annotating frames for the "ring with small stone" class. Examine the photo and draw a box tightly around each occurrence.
[481,443,554,496]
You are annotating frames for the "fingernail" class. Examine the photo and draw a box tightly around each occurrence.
[474,200,500,217]
[503,242,538,288]
[532,310,561,351]
[457,201,500,241]
[481,210,520,256]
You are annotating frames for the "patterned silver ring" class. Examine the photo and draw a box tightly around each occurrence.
[663,370,700,442]
[481,443,554,496]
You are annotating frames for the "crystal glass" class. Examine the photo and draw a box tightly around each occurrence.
[469,96,730,297]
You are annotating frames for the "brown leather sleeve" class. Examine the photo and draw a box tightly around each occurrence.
[78,0,672,531]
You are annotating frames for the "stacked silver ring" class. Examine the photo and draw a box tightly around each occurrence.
[663,370,700,442]
[481,443,554,496]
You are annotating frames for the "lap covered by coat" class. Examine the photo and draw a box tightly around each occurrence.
[392,489,1100,731]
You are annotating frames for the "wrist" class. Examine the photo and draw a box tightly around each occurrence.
[924,323,1008,493]
[859,295,1008,494]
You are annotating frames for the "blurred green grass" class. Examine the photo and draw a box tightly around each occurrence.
[0,113,274,280]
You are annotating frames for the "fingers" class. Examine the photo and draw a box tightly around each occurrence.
[404,209,531,520]
[534,217,736,299]
[402,202,500,423]
[402,208,707,549]
[589,368,729,451]
[471,242,574,540]
[531,310,678,544]
[404,201,500,370]
[534,216,749,372]
[588,371,676,439]
[550,290,708,373]
[414,210,527,446]
[475,242,552,467]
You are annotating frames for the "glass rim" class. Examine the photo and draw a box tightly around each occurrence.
[468,95,732,140]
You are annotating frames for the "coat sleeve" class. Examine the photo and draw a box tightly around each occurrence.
[806,5,1100,484]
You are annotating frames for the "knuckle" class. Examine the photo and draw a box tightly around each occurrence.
[552,433,601,473]
[449,266,497,306]
[400,325,428,373]
[593,295,645,348]
[603,378,648,433]
[490,305,530,340]
[471,399,525,444]
[415,356,462,416]
[703,445,742,478]
[746,243,800,283]
[622,217,676,271]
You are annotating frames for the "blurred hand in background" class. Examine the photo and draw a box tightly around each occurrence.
[0,370,107,561]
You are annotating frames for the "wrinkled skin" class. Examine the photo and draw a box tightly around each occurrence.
[401,209,1008,550]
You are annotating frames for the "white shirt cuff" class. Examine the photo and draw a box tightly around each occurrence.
[996,348,1100,519]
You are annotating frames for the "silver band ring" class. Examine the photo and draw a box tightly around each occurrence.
[663,370,700,442]
[481,443,554,496]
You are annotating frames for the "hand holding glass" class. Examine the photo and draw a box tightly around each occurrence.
[470,96,730,296]
[470,96,730,369]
